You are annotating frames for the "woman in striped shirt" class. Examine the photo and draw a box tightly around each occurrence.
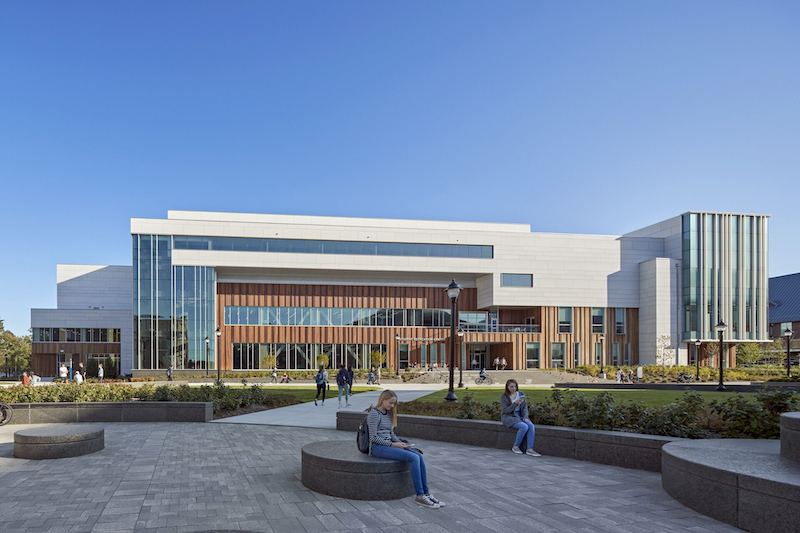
[367,390,443,509]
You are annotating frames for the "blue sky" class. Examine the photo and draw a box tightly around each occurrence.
[1,1,798,335]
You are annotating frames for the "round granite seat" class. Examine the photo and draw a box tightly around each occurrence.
[14,424,104,460]
[301,440,414,500]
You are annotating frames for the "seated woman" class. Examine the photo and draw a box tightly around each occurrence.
[500,379,540,456]
[367,390,444,509]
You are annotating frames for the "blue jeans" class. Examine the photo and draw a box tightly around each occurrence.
[511,421,535,450]
[338,385,349,403]
[370,444,428,496]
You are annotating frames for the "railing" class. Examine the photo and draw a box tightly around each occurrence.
[460,324,541,333]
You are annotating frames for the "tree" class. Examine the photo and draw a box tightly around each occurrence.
[315,353,330,369]
[705,342,719,367]
[655,335,674,374]
[736,343,763,366]
[260,352,277,371]
[0,320,32,375]
[370,350,387,384]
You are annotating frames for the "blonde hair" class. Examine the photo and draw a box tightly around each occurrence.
[374,390,398,428]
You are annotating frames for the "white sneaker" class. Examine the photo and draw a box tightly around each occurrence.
[426,494,445,507]
[526,450,541,457]
[338,403,342,409]
[511,446,523,454]
[415,495,440,509]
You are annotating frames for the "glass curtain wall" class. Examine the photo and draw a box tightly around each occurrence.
[134,234,216,370]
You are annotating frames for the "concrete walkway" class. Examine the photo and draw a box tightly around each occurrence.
[214,384,446,429]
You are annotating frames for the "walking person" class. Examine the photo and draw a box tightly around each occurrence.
[22,372,30,386]
[501,379,540,456]
[347,365,355,396]
[336,364,350,408]
[501,357,507,371]
[367,368,376,385]
[166,365,173,382]
[494,357,500,371]
[78,362,87,381]
[314,365,328,406]
[98,363,104,383]
[271,367,277,383]
[367,390,445,509]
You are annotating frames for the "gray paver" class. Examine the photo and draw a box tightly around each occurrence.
[0,422,741,533]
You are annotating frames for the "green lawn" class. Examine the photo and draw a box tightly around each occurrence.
[411,387,757,407]
[228,385,379,403]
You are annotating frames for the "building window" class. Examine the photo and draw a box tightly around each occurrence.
[573,342,580,368]
[595,343,603,365]
[551,343,565,369]
[613,343,620,366]
[615,308,626,335]
[624,343,631,366]
[526,342,540,369]
[558,308,572,334]
[501,274,533,287]
[591,308,604,334]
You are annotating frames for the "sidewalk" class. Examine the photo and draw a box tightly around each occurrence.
[213,383,445,429]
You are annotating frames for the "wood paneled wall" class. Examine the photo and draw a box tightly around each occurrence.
[31,343,121,376]
[215,283,643,371]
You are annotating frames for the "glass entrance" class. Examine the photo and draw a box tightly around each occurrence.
[469,344,489,370]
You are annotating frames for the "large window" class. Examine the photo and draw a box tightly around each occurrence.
[501,274,533,287]
[615,308,626,334]
[558,308,572,334]
[591,308,604,334]
[33,328,121,343]
[595,342,603,365]
[551,343,565,369]
[613,343,620,366]
[173,235,493,259]
[526,342,540,369]
[225,306,458,328]
[232,343,385,370]
[573,342,581,368]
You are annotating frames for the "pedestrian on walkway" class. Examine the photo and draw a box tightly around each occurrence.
[615,369,622,383]
[494,357,500,371]
[501,357,507,370]
[367,390,445,509]
[501,379,540,457]
[336,364,351,408]
[271,367,277,383]
[347,365,355,396]
[314,365,328,406]
[98,363,104,383]
[166,365,174,381]
[367,368,376,385]
[22,372,30,386]
[78,362,87,381]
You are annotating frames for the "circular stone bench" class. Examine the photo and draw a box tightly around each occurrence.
[662,438,800,533]
[14,424,104,460]
[301,440,414,500]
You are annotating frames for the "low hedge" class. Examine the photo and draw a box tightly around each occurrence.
[400,387,800,439]
[570,364,794,383]
[0,383,298,414]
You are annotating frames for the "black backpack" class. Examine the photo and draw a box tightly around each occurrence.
[337,370,347,386]
[356,409,372,454]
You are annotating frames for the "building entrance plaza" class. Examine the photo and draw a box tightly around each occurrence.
[0,400,740,533]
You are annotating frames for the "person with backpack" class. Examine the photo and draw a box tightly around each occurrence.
[347,365,355,396]
[314,365,328,406]
[336,364,351,408]
[365,390,444,509]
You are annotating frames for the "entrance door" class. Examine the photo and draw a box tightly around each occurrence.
[469,345,488,370]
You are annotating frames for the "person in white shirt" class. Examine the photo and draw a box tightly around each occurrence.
[74,371,84,384]
[59,363,68,381]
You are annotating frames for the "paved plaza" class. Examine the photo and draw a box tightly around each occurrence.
[0,420,741,533]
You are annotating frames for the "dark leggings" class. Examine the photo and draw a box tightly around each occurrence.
[316,383,326,401]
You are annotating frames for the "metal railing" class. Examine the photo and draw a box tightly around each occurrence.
[459,324,541,333]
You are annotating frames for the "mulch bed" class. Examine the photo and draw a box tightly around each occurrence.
[214,404,277,419]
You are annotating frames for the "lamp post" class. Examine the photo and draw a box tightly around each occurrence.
[457,330,464,388]
[784,327,793,377]
[215,326,222,384]
[694,340,701,382]
[444,279,461,402]
[716,321,727,392]
[205,336,210,378]
[599,334,606,379]
[395,334,400,377]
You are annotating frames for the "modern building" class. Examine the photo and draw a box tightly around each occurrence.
[31,210,771,376]
[768,272,800,361]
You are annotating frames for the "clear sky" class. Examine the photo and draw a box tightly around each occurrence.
[1,1,798,336]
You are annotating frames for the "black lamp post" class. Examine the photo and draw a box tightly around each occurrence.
[215,326,222,384]
[784,327,793,377]
[444,279,461,402]
[457,330,464,388]
[395,334,400,377]
[598,334,606,379]
[205,336,210,378]
[694,340,701,381]
[716,321,727,392]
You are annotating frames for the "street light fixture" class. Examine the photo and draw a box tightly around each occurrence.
[694,340,701,382]
[205,336,210,378]
[598,334,606,379]
[444,279,462,402]
[215,326,222,385]
[784,327,793,377]
[716,321,727,392]
[457,330,464,388]
[395,334,400,377]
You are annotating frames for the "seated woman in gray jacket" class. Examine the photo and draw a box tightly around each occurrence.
[500,379,540,456]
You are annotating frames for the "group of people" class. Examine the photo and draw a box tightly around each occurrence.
[312,364,357,408]
[615,368,635,383]
[20,371,41,386]
[57,362,105,383]
[492,357,508,370]
[367,379,538,509]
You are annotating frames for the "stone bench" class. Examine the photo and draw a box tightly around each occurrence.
[301,440,414,500]
[14,424,104,460]
[6,402,212,424]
